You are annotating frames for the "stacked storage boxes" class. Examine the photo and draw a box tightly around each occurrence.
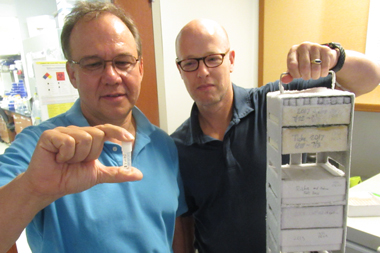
[266,87,355,252]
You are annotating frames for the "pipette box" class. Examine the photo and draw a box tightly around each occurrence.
[266,87,355,253]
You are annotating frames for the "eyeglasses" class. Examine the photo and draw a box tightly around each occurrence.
[176,50,230,72]
[69,54,139,75]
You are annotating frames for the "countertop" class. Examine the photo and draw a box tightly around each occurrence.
[347,173,380,251]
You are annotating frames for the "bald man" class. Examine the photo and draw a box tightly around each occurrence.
[171,19,380,252]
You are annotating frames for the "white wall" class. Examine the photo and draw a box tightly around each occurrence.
[0,2,20,56]
[153,0,259,134]
[351,111,380,180]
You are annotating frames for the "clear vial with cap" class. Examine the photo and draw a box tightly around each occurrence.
[121,141,132,171]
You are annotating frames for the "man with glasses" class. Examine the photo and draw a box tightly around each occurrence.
[0,2,186,252]
[171,18,380,252]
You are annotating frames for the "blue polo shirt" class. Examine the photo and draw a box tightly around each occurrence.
[171,77,332,252]
[0,99,187,253]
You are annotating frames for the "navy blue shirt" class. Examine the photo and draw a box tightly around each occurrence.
[171,77,332,252]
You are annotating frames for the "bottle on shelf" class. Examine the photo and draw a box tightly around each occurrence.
[15,94,23,114]
[31,93,42,125]
[1,92,10,109]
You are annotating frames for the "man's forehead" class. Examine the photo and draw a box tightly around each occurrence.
[70,13,137,57]
[177,36,226,59]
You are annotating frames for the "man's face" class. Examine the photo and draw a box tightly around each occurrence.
[66,12,143,125]
[176,27,234,108]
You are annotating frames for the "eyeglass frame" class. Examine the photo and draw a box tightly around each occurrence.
[69,54,140,75]
[176,49,230,72]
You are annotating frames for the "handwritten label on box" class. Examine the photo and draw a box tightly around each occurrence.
[282,126,348,154]
[282,104,351,126]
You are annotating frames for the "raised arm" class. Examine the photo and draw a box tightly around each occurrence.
[0,124,142,252]
[283,42,380,96]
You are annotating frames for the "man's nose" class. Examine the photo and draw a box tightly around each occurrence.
[196,60,210,76]
[103,61,120,76]
[102,61,122,84]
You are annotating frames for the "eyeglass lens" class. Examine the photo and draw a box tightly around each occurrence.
[179,54,225,72]
[78,55,138,75]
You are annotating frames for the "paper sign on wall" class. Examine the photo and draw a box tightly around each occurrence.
[33,61,79,120]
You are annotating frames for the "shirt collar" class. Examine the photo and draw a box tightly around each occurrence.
[65,99,155,147]
[132,106,155,156]
[66,99,90,126]
[66,99,154,129]
[187,83,255,145]
[230,83,255,123]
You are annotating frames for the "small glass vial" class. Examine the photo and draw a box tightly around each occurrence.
[121,141,132,171]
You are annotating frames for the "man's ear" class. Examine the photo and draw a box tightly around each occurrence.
[138,57,144,77]
[66,61,78,89]
[229,50,235,73]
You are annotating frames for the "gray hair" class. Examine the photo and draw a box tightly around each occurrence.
[61,1,142,60]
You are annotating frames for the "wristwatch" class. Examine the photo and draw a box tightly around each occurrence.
[322,42,346,72]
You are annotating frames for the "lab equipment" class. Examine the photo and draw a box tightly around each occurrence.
[266,72,355,252]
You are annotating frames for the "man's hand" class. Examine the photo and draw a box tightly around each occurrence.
[23,124,143,201]
[281,42,338,84]
[0,124,143,252]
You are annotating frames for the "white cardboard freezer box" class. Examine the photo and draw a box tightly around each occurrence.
[281,205,344,229]
[280,227,343,252]
[281,163,347,204]
[267,204,343,252]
